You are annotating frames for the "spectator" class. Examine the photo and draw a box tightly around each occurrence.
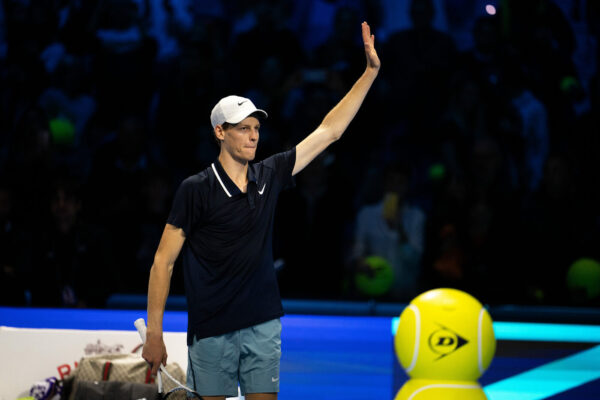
[29,176,113,308]
[381,0,458,121]
[438,72,488,179]
[37,54,97,178]
[312,6,366,88]
[85,115,158,291]
[227,0,306,93]
[38,54,96,147]
[457,15,504,91]
[350,161,426,302]
[500,0,580,149]
[499,62,550,194]
[153,40,218,177]
[92,0,157,127]
[422,136,518,304]
[517,154,599,305]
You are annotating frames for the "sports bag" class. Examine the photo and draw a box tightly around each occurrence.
[72,380,160,400]
[65,353,185,400]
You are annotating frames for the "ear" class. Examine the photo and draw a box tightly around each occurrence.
[214,125,225,142]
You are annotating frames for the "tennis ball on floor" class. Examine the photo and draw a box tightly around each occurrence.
[355,255,393,296]
[566,258,600,300]
[395,379,488,400]
[394,288,495,381]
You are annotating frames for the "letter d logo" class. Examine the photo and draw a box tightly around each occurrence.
[428,323,469,360]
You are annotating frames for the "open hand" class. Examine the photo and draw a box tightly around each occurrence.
[362,22,380,71]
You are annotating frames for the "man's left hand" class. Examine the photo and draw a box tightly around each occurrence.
[362,22,381,71]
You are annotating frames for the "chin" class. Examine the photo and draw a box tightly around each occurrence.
[236,151,256,163]
[245,150,257,160]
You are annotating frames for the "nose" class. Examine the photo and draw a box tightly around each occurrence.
[250,128,259,141]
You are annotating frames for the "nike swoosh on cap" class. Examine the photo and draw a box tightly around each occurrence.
[238,101,247,106]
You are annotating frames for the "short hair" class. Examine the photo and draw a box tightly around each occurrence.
[213,111,265,146]
[221,122,235,131]
[220,111,265,130]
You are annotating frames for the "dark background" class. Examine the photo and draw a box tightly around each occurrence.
[1,0,599,310]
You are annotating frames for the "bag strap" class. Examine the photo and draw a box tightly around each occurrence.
[102,362,112,381]
[145,367,154,384]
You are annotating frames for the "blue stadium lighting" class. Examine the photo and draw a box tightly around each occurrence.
[483,345,600,400]
[493,322,600,343]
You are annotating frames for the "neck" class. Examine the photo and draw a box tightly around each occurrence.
[218,150,249,192]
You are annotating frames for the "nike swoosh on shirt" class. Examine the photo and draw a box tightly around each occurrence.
[258,183,266,195]
[271,377,279,382]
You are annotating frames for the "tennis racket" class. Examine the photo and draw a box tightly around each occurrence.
[134,318,203,399]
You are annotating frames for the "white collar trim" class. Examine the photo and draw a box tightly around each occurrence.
[211,163,232,197]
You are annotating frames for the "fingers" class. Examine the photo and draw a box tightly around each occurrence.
[142,342,167,376]
[151,361,160,376]
[361,21,380,70]
[361,22,369,43]
[362,21,375,47]
[143,354,160,375]
[150,352,166,375]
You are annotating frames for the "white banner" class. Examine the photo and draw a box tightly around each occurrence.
[0,326,187,400]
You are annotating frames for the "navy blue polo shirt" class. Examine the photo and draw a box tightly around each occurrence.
[167,148,296,344]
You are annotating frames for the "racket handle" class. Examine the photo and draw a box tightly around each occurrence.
[157,371,163,392]
[134,318,147,343]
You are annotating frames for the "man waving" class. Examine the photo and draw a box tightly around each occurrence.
[143,22,380,400]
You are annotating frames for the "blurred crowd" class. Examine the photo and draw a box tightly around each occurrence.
[1,0,599,309]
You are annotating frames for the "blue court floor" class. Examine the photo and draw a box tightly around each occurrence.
[1,305,599,399]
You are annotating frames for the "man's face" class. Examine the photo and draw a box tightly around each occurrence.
[218,116,260,162]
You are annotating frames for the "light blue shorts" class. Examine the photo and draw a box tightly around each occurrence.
[187,318,282,397]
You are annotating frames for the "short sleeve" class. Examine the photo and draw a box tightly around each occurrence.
[167,176,204,236]
[262,147,296,190]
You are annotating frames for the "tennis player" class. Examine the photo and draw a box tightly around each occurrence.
[142,21,380,400]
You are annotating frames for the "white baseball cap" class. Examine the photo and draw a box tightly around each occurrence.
[210,95,268,128]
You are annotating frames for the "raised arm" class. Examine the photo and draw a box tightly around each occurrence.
[293,21,380,176]
[142,223,186,375]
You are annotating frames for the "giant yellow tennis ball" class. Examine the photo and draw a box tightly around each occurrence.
[394,288,495,381]
[395,378,488,400]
